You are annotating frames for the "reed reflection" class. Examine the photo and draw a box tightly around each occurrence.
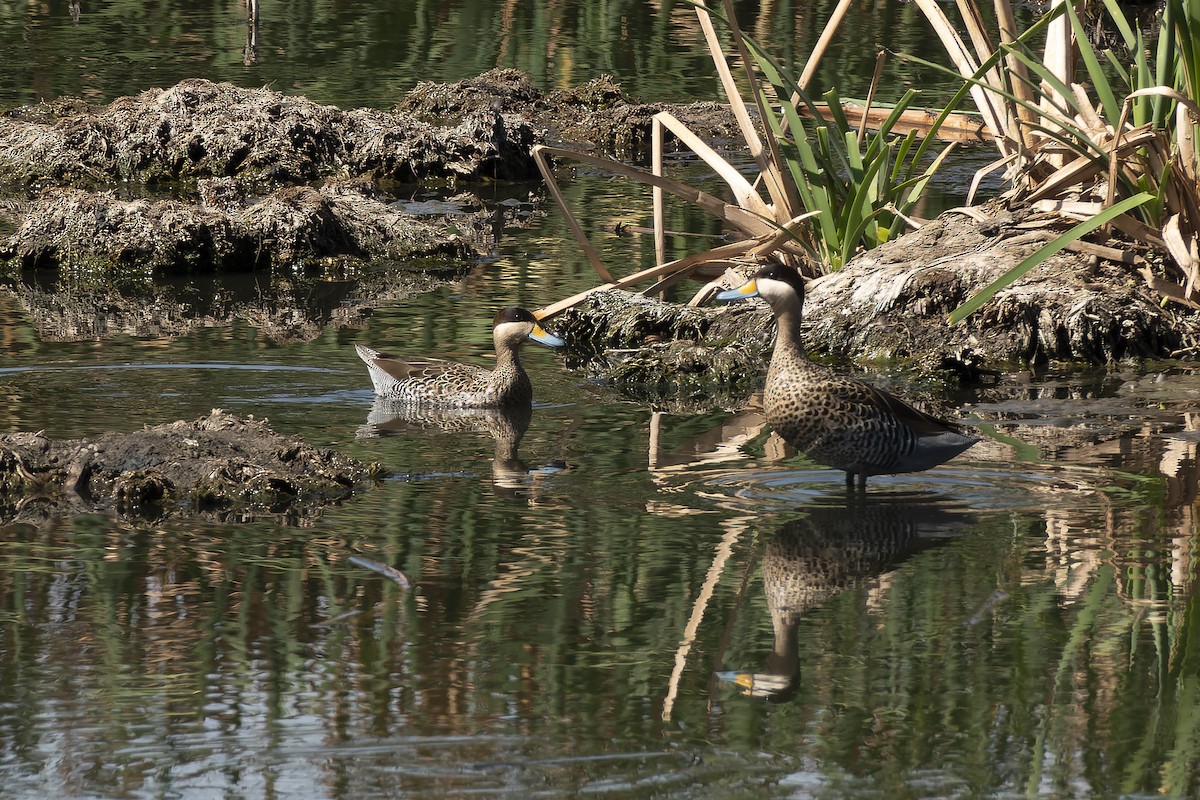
[243,0,261,66]
[357,398,563,498]
[720,493,975,701]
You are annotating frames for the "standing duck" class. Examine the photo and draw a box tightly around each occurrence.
[717,264,977,487]
[355,306,564,407]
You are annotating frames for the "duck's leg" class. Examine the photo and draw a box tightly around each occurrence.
[844,470,868,491]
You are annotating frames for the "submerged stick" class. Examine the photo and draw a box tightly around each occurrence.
[661,517,749,722]
[348,555,411,589]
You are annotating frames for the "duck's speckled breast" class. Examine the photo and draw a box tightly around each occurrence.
[764,355,916,474]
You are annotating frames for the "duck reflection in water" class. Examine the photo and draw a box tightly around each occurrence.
[718,493,974,702]
[357,399,564,497]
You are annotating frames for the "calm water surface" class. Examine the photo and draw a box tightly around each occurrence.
[3,213,1200,798]
[0,0,970,110]
[2,2,1199,799]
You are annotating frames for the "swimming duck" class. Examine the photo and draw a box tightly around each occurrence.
[354,306,564,407]
[717,264,977,487]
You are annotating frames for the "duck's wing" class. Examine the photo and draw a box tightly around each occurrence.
[848,377,972,437]
[369,355,489,385]
[356,344,493,399]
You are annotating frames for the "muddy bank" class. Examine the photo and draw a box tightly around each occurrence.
[399,69,740,160]
[553,290,769,405]
[4,71,1190,388]
[1,181,476,277]
[800,207,1197,373]
[0,410,381,525]
[554,206,1200,394]
[0,78,540,188]
[0,70,734,192]
[1,70,711,281]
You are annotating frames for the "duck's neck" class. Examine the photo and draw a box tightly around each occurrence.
[771,299,807,359]
[494,342,522,374]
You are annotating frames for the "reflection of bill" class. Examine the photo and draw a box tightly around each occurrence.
[718,494,974,702]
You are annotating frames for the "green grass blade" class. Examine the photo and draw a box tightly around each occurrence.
[895,141,957,210]
[948,192,1155,324]
[1135,29,1152,127]
[1065,1,1121,124]
[1103,48,1132,88]
[1099,0,1137,49]
[893,130,918,183]
[873,88,919,136]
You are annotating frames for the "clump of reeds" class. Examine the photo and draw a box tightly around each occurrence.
[534,0,961,319]
[907,0,1198,320]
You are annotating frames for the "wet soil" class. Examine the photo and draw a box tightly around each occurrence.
[0,70,731,283]
[800,206,1196,372]
[0,77,540,188]
[398,69,740,160]
[553,289,770,406]
[0,410,381,525]
[2,181,474,277]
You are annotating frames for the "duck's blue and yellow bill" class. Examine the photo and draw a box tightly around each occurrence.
[715,279,759,302]
[530,324,565,348]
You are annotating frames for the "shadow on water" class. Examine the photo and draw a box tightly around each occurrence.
[718,491,976,702]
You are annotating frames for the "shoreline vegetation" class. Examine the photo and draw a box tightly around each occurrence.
[533,0,1200,390]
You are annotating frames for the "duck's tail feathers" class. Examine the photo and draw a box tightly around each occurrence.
[355,343,382,364]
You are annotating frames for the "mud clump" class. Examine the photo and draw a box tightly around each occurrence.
[552,205,1200,394]
[801,207,1200,374]
[1,181,476,277]
[0,71,736,283]
[552,290,770,405]
[0,78,540,187]
[0,410,383,525]
[400,69,740,161]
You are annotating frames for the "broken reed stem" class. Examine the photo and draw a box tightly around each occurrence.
[653,116,667,268]
[534,238,761,320]
[531,146,614,283]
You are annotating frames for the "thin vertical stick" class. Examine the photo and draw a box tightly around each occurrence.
[995,0,1037,149]
[648,411,664,470]
[690,1,788,216]
[717,0,801,216]
[1040,0,1073,167]
[799,0,854,91]
[531,147,614,283]
[653,116,667,269]
[859,51,887,145]
[912,0,1012,157]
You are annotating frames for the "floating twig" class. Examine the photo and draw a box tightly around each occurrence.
[348,555,411,589]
